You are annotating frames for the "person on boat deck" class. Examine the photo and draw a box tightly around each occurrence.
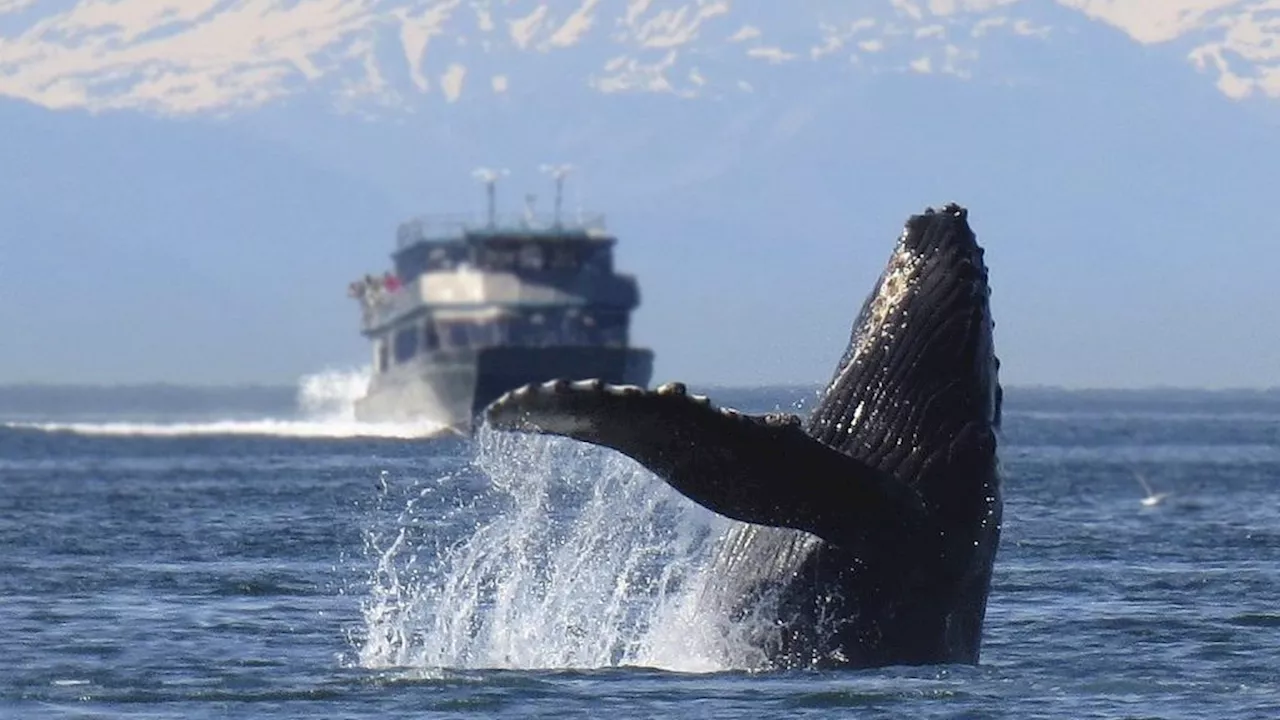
[383,272,402,293]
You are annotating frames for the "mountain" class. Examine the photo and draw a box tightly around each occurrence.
[2,1,1278,113]
[1,1,1277,388]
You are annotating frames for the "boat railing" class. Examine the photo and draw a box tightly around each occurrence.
[397,212,608,248]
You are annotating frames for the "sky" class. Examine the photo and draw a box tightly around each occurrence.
[0,0,1277,390]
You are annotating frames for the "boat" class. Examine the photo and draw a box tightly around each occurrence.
[348,168,654,432]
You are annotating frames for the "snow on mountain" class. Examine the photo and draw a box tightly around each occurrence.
[0,0,1276,116]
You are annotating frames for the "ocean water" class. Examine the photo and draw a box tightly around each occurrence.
[2,373,1279,719]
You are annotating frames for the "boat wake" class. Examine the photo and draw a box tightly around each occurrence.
[12,417,442,439]
[353,427,767,674]
[3,369,450,439]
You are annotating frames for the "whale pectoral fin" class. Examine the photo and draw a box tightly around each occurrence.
[484,381,925,548]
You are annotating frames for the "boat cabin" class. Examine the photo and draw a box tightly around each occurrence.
[359,213,640,374]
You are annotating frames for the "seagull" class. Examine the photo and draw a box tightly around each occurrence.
[1133,470,1170,507]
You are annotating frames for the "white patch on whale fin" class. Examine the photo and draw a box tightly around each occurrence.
[485,378,771,444]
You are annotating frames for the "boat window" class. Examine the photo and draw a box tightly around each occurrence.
[507,317,530,345]
[393,325,418,363]
[470,322,500,347]
[581,248,610,273]
[519,244,545,271]
[482,248,517,271]
[447,322,468,348]
[422,319,439,352]
[595,311,625,329]
[549,247,577,270]
[559,312,587,344]
[423,244,468,272]
[492,317,511,345]
[592,311,627,346]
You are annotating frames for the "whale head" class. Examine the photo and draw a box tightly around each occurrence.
[809,203,1000,469]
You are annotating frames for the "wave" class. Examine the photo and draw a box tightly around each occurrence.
[2,369,450,439]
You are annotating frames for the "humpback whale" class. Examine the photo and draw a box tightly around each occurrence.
[484,203,1002,669]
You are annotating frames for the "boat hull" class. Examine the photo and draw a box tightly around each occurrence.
[354,345,654,432]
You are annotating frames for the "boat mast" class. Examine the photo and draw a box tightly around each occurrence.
[540,163,574,229]
[471,167,509,228]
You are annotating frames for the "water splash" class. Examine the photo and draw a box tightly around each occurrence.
[356,428,766,673]
[296,368,374,422]
[5,368,446,439]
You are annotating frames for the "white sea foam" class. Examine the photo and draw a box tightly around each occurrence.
[5,368,448,439]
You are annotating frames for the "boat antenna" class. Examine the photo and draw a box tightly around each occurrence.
[471,167,509,228]
[523,193,537,227]
[539,163,574,228]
